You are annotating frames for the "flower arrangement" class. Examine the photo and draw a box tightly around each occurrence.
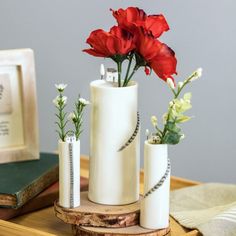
[53,84,89,141]
[146,68,202,145]
[83,7,177,87]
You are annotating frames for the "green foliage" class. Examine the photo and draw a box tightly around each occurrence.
[53,93,68,142]
[53,85,89,142]
[147,68,202,145]
[161,121,182,145]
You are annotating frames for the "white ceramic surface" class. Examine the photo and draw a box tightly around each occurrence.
[140,142,170,229]
[89,80,140,205]
[58,139,80,208]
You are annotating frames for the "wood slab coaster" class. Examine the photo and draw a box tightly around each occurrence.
[72,225,171,236]
[54,191,140,228]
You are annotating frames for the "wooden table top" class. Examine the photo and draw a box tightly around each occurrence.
[0,156,201,236]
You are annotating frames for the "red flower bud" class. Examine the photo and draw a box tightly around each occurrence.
[144,67,150,75]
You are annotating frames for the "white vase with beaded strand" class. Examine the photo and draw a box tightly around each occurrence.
[140,141,170,229]
[58,136,80,208]
[89,80,140,205]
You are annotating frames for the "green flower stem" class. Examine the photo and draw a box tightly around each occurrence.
[174,73,195,98]
[160,109,172,144]
[74,102,83,140]
[160,74,195,143]
[123,54,134,87]
[58,92,67,141]
[123,64,140,87]
[117,61,122,87]
[170,88,177,97]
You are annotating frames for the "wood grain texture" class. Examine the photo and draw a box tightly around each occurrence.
[6,156,200,236]
[54,192,140,228]
[0,220,55,236]
[72,225,170,236]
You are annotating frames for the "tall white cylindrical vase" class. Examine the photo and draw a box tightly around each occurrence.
[89,80,140,205]
[140,141,170,229]
[58,136,80,208]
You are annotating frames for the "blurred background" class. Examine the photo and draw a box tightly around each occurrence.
[0,0,235,183]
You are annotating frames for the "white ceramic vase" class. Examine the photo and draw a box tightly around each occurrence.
[58,136,80,208]
[140,141,170,229]
[89,80,140,205]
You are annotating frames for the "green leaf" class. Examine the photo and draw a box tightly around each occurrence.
[166,121,181,133]
[176,115,192,123]
[54,121,62,128]
[162,131,182,145]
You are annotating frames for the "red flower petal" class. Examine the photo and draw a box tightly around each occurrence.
[83,26,135,58]
[111,7,169,39]
[144,15,170,38]
[136,29,162,61]
[111,7,147,26]
[111,7,147,35]
[150,44,177,81]
[82,49,108,57]
[85,29,112,57]
[108,26,135,55]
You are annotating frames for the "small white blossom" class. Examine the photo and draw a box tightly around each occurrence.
[53,97,60,107]
[169,101,174,107]
[79,98,90,106]
[151,116,158,127]
[61,96,67,104]
[145,129,150,137]
[55,83,67,92]
[68,112,76,121]
[53,95,67,107]
[100,64,105,76]
[167,78,175,90]
[196,68,203,77]
[162,113,168,124]
[178,82,184,89]
[180,134,185,140]
[190,68,203,82]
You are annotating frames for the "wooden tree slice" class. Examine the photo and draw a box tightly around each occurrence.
[72,225,171,236]
[54,191,140,228]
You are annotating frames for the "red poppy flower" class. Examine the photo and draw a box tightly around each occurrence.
[136,30,177,81]
[83,26,135,58]
[111,7,146,33]
[111,7,169,38]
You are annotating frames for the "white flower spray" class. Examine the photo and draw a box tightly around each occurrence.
[148,68,202,144]
[53,84,89,141]
[53,84,68,141]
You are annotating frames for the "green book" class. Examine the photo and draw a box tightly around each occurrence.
[0,153,59,208]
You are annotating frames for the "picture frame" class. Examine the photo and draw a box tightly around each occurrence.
[0,48,39,163]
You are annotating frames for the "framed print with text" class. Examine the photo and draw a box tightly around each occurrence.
[0,49,39,163]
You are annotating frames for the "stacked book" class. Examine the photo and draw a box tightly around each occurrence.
[0,153,88,220]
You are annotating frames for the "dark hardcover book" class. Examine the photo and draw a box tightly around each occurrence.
[0,177,89,220]
[0,152,59,208]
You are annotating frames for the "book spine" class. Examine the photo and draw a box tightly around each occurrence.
[15,165,59,208]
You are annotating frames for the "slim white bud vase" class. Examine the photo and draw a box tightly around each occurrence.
[89,80,140,205]
[58,136,80,208]
[140,141,170,229]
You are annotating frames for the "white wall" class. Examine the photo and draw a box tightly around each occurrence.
[0,0,235,183]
